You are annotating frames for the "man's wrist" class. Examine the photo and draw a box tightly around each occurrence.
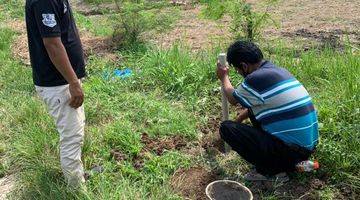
[68,79,80,86]
[220,74,229,82]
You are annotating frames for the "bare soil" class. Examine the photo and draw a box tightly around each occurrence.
[110,149,127,162]
[200,116,226,153]
[140,133,188,156]
[0,175,15,200]
[154,0,360,50]
[153,7,231,51]
[170,166,220,200]
[80,32,118,61]
[6,19,117,66]
[70,0,117,16]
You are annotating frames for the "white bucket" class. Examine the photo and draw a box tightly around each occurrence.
[205,180,253,200]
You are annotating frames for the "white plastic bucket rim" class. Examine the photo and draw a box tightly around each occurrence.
[205,180,253,200]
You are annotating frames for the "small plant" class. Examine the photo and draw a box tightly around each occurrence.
[200,0,278,41]
[229,0,278,41]
[200,0,228,20]
[112,2,145,48]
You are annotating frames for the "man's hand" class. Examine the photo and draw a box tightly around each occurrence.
[216,61,229,81]
[236,108,249,123]
[69,81,84,109]
[216,61,238,105]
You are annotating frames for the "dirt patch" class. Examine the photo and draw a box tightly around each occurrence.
[200,116,227,154]
[247,178,312,200]
[281,28,359,50]
[152,6,231,51]
[132,154,145,170]
[70,0,117,16]
[109,148,145,170]
[141,133,187,156]
[171,166,220,200]
[153,1,360,50]
[110,149,127,162]
[200,116,221,136]
[80,33,118,61]
[0,175,15,200]
[200,106,244,153]
[6,19,26,33]
[6,19,117,65]
[11,33,31,66]
[6,20,31,66]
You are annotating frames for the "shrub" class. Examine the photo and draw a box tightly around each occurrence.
[201,0,279,41]
[229,0,278,41]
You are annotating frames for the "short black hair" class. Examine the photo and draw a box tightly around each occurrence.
[227,40,263,67]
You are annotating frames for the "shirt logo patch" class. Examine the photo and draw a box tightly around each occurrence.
[64,3,68,13]
[42,14,57,28]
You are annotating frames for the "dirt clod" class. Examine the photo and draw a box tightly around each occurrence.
[141,133,187,156]
[310,178,325,190]
[133,159,145,170]
[171,166,219,200]
[110,149,126,162]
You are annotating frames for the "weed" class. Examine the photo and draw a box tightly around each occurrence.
[230,0,274,40]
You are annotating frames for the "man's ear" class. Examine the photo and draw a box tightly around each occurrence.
[240,62,248,70]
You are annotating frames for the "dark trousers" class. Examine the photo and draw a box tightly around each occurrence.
[219,117,313,176]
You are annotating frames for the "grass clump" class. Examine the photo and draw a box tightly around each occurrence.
[123,45,221,100]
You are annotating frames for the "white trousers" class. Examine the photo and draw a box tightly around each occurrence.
[35,84,85,187]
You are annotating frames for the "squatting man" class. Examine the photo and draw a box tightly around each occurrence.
[216,40,319,182]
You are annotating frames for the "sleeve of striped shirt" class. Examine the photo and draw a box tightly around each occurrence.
[232,82,265,108]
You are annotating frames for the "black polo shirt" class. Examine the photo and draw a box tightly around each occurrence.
[25,0,86,86]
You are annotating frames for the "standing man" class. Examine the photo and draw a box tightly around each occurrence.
[25,0,86,187]
[216,41,318,182]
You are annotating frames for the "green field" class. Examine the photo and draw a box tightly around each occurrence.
[0,0,359,199]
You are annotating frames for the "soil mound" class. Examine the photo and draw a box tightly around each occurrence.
[171,166,219,200]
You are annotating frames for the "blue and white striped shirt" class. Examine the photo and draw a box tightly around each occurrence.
[233,61,319,150]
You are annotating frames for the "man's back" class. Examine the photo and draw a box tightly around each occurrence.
[25,0,85,86]
[233,61,318,149]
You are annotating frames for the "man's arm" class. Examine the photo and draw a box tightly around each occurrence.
[216,63,237,105]
[220,75,238,105]
[43,37,84,108]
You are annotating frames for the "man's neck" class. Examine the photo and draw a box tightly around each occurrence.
[248,60,264,74]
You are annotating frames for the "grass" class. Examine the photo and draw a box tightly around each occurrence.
[1,0,360,199]
[74,12,114,37]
